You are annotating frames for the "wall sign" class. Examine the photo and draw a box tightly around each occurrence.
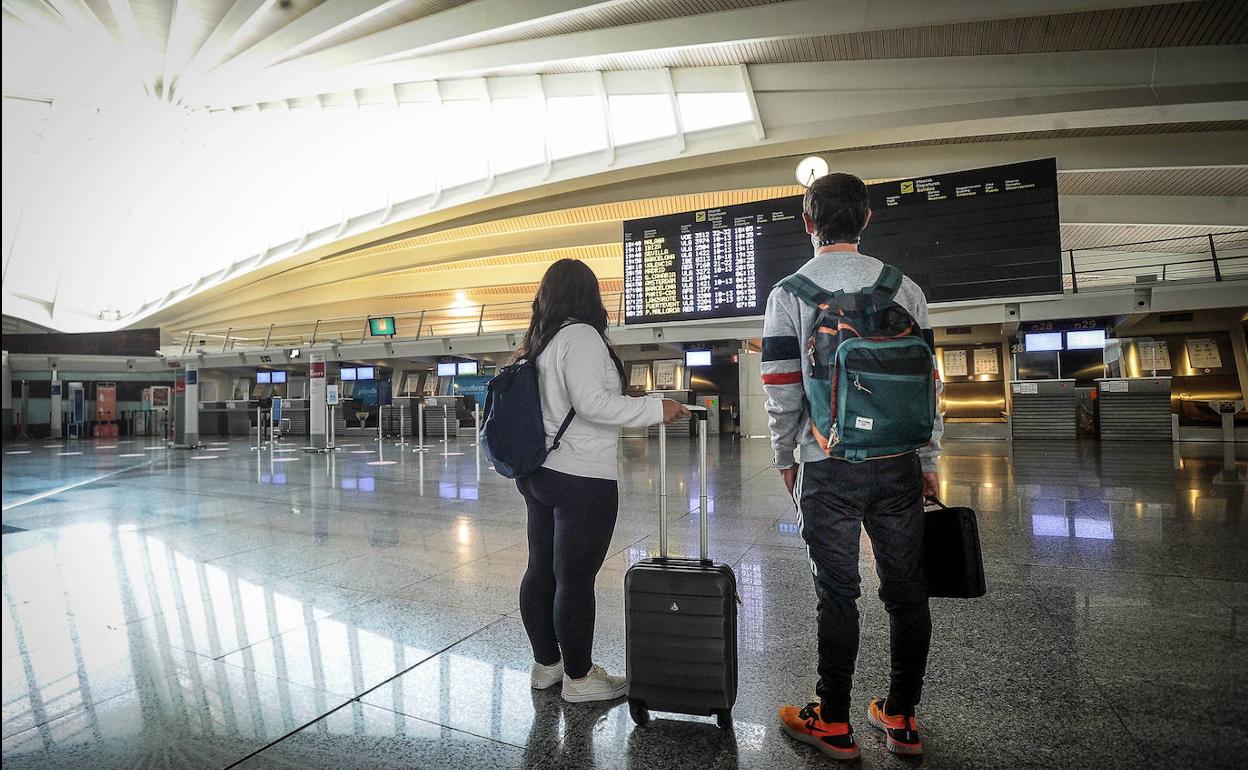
[942,349,968,377]
[1186,338,1222,369]
[1138,340,1171,371]
[973,348,1000,376]
[653,360,679,390]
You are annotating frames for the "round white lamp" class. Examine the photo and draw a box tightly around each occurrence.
[795,156,829,187]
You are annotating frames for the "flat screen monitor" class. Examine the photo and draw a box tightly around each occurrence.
[368,316,396,336]
[622,158,1061,324]
[458,361,478,375]
[256,371,272,384]
[271,371,288,384]
[340,367,357,381]
[356,366,376,381]
[437,363,457,377]
[685,350,712,367]
[1066,329,1106,350]
[1024,332,1063,352]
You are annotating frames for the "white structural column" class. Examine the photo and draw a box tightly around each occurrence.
[49,370,62,439]
[309,352,327,449]
[175,364,200,447]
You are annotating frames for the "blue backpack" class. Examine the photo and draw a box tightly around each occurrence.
[480,329,577,479]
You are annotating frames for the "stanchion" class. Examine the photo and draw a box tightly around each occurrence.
[441,405,450,457]
[251,407,263,451]
[397,404,408,448]
[412,400,430,452]
[471,404,481,447]
[377,408,384,443]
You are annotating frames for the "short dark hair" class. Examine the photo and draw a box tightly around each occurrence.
[803,172,870,244]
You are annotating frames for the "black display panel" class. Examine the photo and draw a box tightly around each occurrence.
[622,158,1061,323]
[859,158,1061,303]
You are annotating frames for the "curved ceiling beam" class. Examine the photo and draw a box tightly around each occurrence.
[188,0,1166,108]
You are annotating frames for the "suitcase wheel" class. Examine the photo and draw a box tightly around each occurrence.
[628,698,650,727]
[715,709,733,730]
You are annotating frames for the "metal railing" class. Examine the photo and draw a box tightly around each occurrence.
[179,292,628,354]
[1066,229,1247,293]
[174,229,1247,354]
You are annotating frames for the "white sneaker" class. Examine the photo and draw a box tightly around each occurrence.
[560,665,627,703]
[531,660,564,690]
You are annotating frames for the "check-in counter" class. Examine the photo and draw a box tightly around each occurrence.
[331,398,350,435]
[422,395,461,438]
[383,398,422,436]
[224,400,255,435]
[1097,377,1173,442]
[197,402,227,436]
[1009,379,1077,440]
[282,399,309,436]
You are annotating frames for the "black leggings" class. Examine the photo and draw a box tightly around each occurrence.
[516,467,618,679]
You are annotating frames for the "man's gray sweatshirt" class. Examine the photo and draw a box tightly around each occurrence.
[761,248,943,473]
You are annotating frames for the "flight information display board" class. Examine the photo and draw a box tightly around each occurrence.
[622,158,1061,324]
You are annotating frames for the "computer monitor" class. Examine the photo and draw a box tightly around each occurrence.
[340,367,357,381]
[458,361,478,375]
[685,350,712,367]
[1066,329,1106,350]
[1024,332,1063,352]
[437,363,457,377]
[357,366,376,381]
[256,371,272,384]
[271,371,288,384]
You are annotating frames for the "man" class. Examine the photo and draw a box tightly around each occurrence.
[764,172,942,761]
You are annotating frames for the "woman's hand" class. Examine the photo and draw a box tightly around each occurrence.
[661,399,691,423]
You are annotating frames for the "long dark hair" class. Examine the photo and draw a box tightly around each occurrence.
[514,259,626,392]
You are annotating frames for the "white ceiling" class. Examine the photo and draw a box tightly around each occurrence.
[1,0,1246,334]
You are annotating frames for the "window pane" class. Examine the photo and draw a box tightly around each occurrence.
[546,96,607,159]
[677,91,753,132]
[490,97,546,174]
[437,99,489,188]
[608,93,676,146]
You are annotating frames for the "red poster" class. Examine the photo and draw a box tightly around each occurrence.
[311,361,326,378]
[175,378,186,394]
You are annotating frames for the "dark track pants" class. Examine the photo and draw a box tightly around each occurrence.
[517,467,618,679]
[796,452,931,722]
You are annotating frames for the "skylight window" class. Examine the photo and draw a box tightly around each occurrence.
[677,91,753,132]
[608,93,677,146]
[490,97,547,174]
[546,96,608,159]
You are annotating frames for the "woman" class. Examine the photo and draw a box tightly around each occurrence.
[515,259,688,703]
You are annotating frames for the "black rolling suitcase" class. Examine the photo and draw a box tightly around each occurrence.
[625,408,737,729]
[923,498,987,599]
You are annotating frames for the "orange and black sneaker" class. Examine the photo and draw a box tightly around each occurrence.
[778,702,860,761]
[867,698,922,756]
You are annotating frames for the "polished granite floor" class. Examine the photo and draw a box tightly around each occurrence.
[1,433,1244,769]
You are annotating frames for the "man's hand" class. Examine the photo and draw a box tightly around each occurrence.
[922,471,940,501]
[779,466,798,500]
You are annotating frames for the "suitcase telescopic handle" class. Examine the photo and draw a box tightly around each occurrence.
[657,406,710,562]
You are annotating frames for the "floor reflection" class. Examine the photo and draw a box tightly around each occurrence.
[2,436,1246,769]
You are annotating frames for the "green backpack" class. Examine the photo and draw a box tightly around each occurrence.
[777,265,936,463]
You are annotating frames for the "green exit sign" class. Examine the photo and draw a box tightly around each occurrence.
[369,316,396,337]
